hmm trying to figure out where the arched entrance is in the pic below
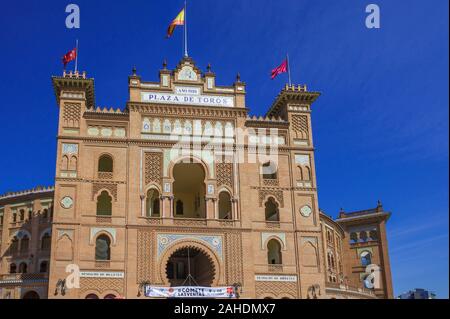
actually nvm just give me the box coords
[22,291,40,299]
[165,246,216,287]
[173,162,206,219]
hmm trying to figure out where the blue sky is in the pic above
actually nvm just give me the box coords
[0,0,448,298]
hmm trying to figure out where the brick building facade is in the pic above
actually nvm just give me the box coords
[0,57,393,299]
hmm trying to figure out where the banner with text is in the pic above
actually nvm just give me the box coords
[144,286,237,298]
[141,92,234,108]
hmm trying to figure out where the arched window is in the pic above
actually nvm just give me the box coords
[20,235,30,253]
[10,263,17,274]
[303,166,311,181]
[39,261,48,273]
[19,262,28,273]
[12,212,17,222]
[61,155,69,171]
[146,189,160,217]
[19,209,25,221]
[41,233,51,250]
[327,230,333,243]
[265,197,279,222]
[98,155,113,173]
[298,166,304,180]
[350,232,358,244]
[359,231,368,242]
[360,251,372,267]
[69,156,77,171]
[10,236,19,253]
[85,294,99,299]
[95,235,111,261]
[96,191,112,216]
[104,294,116,299]
[262,162,277,180]
[298,165,311,181]
[176,200,184,216]
[369,230,378,241]
[267,239,282,265]
[28,210,32,220]
[173,162,206,219]
[218,192,232,220]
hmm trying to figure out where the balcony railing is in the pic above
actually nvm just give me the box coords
[96,215,112,224]
[0,273,49,283]
[98,172,113,180]
[95,261,111,269]
[325,282,376,297]
[268,264,284,272]
[173,218,207,226]
[265,221,281,229]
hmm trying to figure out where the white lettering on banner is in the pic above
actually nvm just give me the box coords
[255,275,297,282]
[80,271,124,278]
[141,92,234,107]
[145,286,237,298]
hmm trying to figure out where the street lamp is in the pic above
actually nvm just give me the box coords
[54,279,66,296]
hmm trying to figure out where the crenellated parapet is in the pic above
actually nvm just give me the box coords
[266,84,321,119]
[0,186,54,202]
[245,115,289,129]
[52,70,95,109]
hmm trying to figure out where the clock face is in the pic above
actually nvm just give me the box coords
[300,205,312,217]
[178,66,197,81]
[60,196,74,209]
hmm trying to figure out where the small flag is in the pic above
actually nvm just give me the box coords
[271,59,288,80]
[167,8,185,38]
[62,48,77,68]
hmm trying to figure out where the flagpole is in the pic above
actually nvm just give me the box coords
[184,0,188,57]
[286,53,292,86]
[75,39,79,73]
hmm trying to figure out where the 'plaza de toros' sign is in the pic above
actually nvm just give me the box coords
[141,86,234,108]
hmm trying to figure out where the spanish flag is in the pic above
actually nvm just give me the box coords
[167,8,185,38]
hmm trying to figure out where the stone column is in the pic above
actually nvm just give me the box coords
[159,195,164,217]
[205,198,215,220]
[140,194,146,217]
[231,198,238,220]
[213,198,218,220]
[169,196,174,218]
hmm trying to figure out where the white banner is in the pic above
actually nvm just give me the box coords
[144,286,237,298]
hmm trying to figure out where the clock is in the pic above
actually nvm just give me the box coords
[300,205,312,217]
[60,196,74,209]
[178,66,197,81]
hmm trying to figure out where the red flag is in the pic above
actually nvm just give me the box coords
[62,48,77,68]
[271,59,288,79]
